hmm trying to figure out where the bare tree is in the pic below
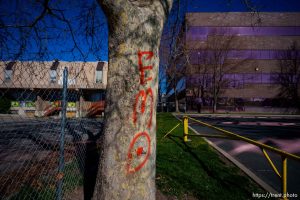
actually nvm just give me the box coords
[275,41,300,110]
[0,0,263,199]
[188,32,247,113]
[165,29,188,112]
[93,1,173,199]
[0,0,106,61]
[187,50,210,112]
[1,0,174,198]
[158,0,189,113]
[158,62,167,111]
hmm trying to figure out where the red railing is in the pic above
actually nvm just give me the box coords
[86,101,105,117]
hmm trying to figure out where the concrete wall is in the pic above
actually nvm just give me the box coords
[186,12,300,27]
[222,85,280,98]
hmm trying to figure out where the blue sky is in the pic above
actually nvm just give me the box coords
[1,0,300,62]
[0,0,108,61]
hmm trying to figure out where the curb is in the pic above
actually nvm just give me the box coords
[172,114,278,194]
[175,113,300,119]
[189,125,278,194]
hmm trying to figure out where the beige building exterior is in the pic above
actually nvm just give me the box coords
[185,12,300,112]
[0,61,108,89]
[0,60,108,117]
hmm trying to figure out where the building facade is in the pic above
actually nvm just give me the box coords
[185,12,300,112]
[0,60,108,117]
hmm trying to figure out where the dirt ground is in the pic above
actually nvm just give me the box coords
[65,187,197,200]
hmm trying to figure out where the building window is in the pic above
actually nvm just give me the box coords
[96,62,104,83]
[244,73,262,84]
[96,71,103,83]
[50,70,57,82]
[50,59,59,83]
[5,62,15,81]
[5,69,12,81]
[186,26,300,41]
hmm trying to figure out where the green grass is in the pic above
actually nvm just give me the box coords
[156,113,265,200]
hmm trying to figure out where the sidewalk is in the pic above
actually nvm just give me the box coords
[175,112,300,119]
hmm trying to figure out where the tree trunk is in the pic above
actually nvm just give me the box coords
[174,88,179,112]
[213,91,217,113]
[160,94,164,112]
[213,99,217,113]
[213,74,217,113]
[175,97,179,112]
[94,1,172,199]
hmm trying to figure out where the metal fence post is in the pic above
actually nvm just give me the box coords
[282,156,287,200]
[183,116,189,142]
[56,67,68,200]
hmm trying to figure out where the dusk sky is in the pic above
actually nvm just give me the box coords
[1,0,300,61]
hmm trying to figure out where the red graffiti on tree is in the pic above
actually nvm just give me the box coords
[136,147,144,157]
[126,132,151,174]
[132,88,153,128]
[138,51,154,85]
[126,50,154,174]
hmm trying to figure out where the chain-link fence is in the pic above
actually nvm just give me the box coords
[0,61,106,199]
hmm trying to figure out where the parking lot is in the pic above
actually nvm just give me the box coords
[0,116,103,198]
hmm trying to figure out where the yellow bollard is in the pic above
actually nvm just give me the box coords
[282,156,287,200]
[183,116,189,142]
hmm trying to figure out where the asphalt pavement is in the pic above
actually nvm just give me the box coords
[176,114,300,196]
[0,116,103,198]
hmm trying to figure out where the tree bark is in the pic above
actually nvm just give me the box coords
[213,99,217,113]
[175,96,179,112]
[93,1,172,199]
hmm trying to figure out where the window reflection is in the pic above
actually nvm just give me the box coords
[186,26,300,40]
[187,73,278,89]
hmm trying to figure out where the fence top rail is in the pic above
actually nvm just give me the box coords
[186,116,300,162]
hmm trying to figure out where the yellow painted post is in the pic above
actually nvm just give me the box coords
[282,156,287,200]
[262,148,281,178]
[183,116,189,142]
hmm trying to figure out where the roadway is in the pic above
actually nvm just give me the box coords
[177,114,300,196]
